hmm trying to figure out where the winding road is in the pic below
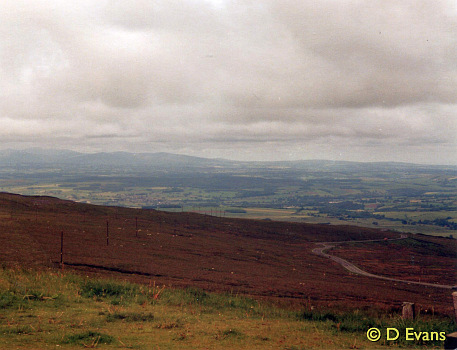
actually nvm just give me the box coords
[312,234,456,290]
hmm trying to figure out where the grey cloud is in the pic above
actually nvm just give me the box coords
[0,0,455,164]
[267,0,457,108]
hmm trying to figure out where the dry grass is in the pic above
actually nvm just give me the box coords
[2,267,451,349]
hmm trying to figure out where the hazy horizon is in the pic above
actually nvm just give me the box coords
[2,146,457,167]
[1,1,456,165]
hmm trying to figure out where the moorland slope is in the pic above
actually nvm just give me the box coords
[0,192,455,315]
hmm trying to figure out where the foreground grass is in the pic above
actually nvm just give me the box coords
[0,267,454,349]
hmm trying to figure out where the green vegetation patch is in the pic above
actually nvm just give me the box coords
[160,287,267,315]
[0,292,21,309]
[216,328,245,340]
[61,331,115,346]
[0,268,64,310]
[80,279,138,299]
[225,208,247,213]
[106,311,155,322]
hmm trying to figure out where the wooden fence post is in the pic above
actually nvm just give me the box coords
[402,302,415,320]
[106,220,109,246]
[60,231,64,268]
[135,217,138,237]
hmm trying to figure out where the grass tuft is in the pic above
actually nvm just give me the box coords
[80,280,138,300]
[2,325,33,335]
[300,310,338,322]
[106,311,154,322]
[216,328,244,340]
[0,292,20,309]
[62,331,114,346]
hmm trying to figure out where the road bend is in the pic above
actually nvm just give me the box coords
[312,234,455,290]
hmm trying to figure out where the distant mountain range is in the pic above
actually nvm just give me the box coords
[0,148,455,172]
[0,148,234,169]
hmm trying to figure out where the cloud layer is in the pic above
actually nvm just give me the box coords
[0,0,456,163]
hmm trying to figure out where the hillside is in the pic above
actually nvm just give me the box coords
[0,192,455,315]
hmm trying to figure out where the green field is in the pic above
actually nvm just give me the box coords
[1,158,456,237]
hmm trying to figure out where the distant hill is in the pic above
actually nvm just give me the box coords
[1,148,455,172]
[0,148,236,169]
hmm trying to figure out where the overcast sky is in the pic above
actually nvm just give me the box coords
[1,0,456,164]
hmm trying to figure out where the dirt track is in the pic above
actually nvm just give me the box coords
[312,234,456,290]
